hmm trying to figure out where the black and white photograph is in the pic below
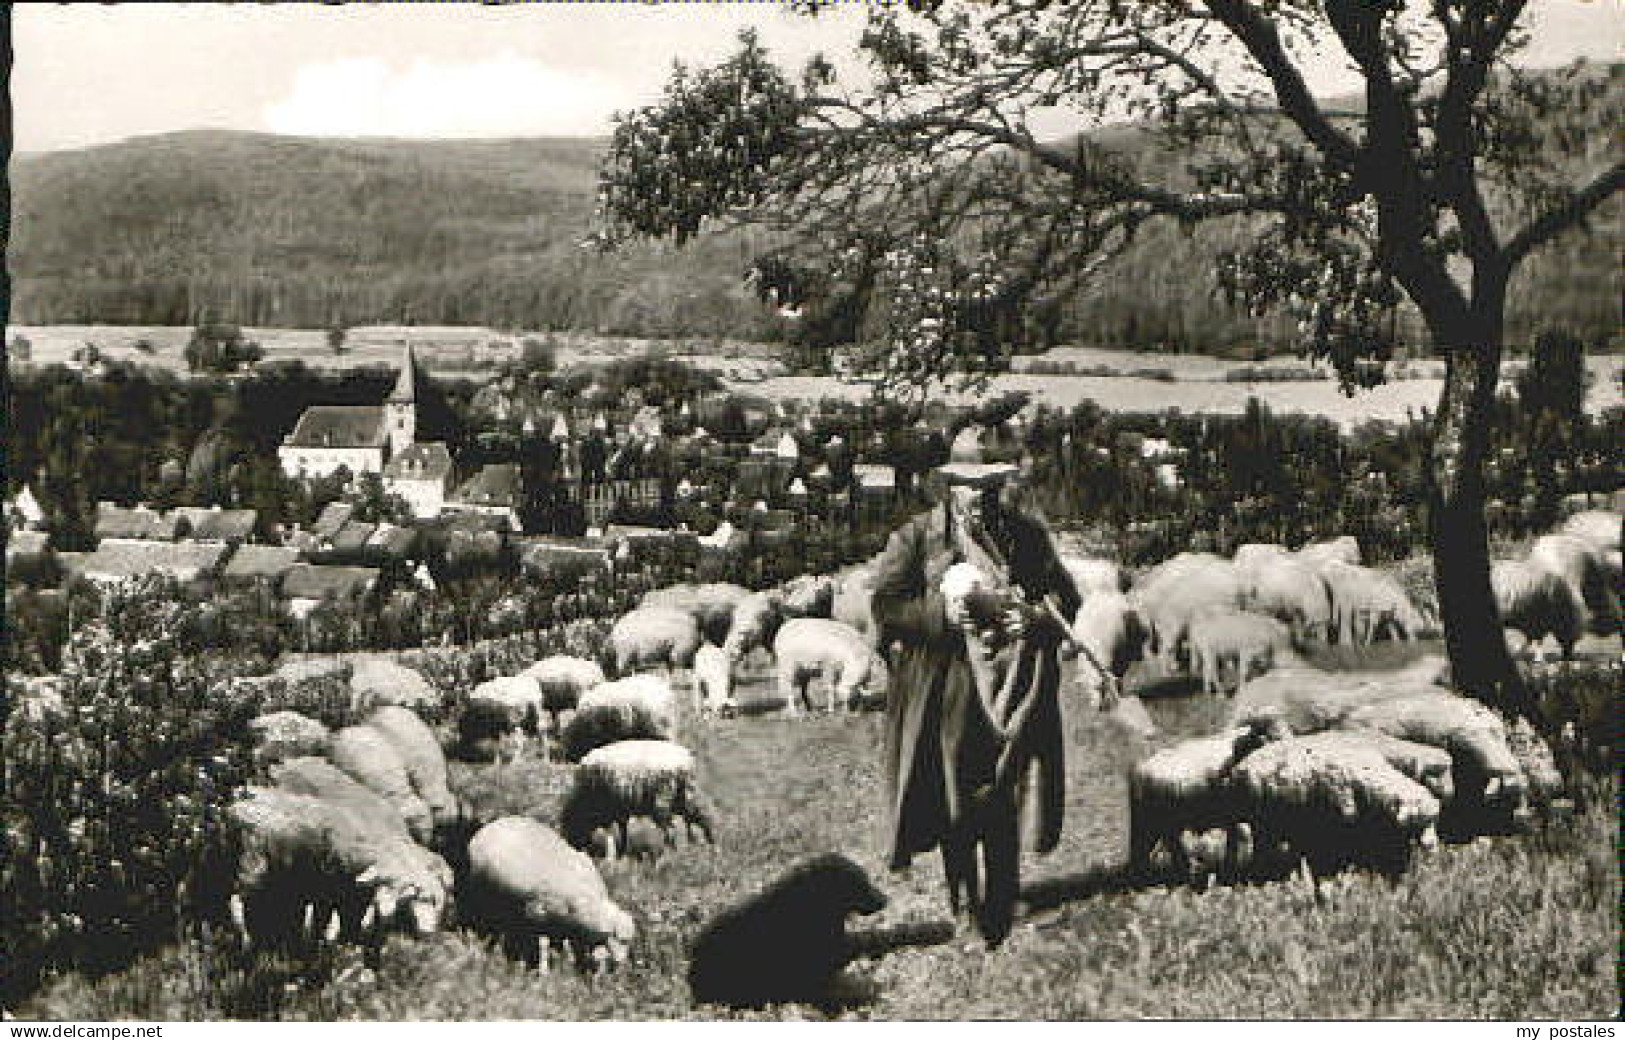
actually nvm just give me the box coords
[2,1,1620,1024]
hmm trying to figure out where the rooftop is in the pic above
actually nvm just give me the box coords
[283,405,388,450]
[95,502,183,542]
[173,506,258,543]
[221,544,302,581]
[453,464,522,507]
[78,539,230,582]
[281,563,380,602]
[384,442,454,482]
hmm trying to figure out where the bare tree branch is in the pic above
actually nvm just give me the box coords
[1504,159,1625,265]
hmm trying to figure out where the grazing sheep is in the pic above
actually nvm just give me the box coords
[1529,532,1621,636]
[1343,691,1525,816]
[270,755,407,836]
[830,565,879,643]
[724,578,838,664]
[465,816,636,972]
[1130,554,1245,669]
[1127,714,1290,880]
[1069,590,1148,709]
[641,582,751,645]
[1504,715,1564,809]
[1356,733,1456,803]
[523,655,606,717]
[462,674,545,762]
[1184,608,1292,696]
[1226,657,1449,736]
[329,725,435,844]
[364,705,458,830]
[1491,559,1585,660]
[773,618,890,715]
[228,785,453,951]
[1242,556,1335,643]
[561,674,678,762]
[248,710,331,766]
[1232,542,1290,575]
[561,739,716,857]
[609,606,702,676]
[1318,561,1430,644]
[1061,554,1127,599]
[1559,509,1622,552]
[779,573,837,618]
[687,853,888,1009]
[350,658,438,713]
[693,642,736,718]
[1295,535,1362,569]
[1232,732,1441,874]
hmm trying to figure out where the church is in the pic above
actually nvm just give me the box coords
[277,345,423,480]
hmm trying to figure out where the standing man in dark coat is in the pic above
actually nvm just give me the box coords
[871,451,1087,946]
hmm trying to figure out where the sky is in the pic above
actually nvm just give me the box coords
[12,1,1624,154]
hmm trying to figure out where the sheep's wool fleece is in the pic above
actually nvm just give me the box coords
[249,710,331,763]
[470,675,542,717]
[579,739,695,798]
[1133,729,1252,799]
[578,675,676,723]
[351,659,437,711]
[365,706,456,817]
[469,816,628,940]
[1234,732,1439,825]
[270,756,408,839]
[1344,692,1521,777]
[524,656,605,710]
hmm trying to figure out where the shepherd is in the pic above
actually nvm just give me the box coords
[872,404,1105,947]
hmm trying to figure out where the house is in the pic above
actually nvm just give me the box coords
[94,503,183,542]
[77,539,230,586]
[278,344,422,479]
[281,564,380,619]
[448,464,522,531]
[220,545,302,590]
[576,476,663,530]
[383,442,455,519]
[173,506,258,544]
[312,502,356,541]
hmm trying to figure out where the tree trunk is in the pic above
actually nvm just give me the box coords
[1426,335,1538,721]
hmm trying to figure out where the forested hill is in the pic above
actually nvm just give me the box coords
[9,116,1620,353]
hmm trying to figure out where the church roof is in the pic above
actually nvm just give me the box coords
[284,406,388,450]
[388,343,422,404]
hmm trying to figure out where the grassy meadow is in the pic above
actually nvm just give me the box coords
[17,648,1618,1022]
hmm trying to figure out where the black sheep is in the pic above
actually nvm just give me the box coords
[687,853,888,1009]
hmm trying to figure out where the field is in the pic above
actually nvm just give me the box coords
[10,325,1621,429]
[17,647,1618,1021]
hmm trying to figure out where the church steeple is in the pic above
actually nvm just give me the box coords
[384,342,419,456]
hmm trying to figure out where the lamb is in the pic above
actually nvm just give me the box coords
[561,739,717,857]
[609,606,702,676]
[1231,732,1441,874]
[687,853,888,1009]
[1126,713,1290,880]
[1069,590,1148,709]
[464,816,636,972]
[1490,558,1584,660]
[772,618,890,715]
[693,642,737,718]
[462,674,545,762]
[1183,608,1292,696]
[328,725,435,844]
[830,565,879,643]
[522,655,606,719]
[561,674,678,762]
[227,785,453,951]
[248,710,331,766]
[363,705,459,831]
[350,658,439,713]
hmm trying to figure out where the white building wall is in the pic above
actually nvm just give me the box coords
[389,476,449,519]
[279,446,386,480]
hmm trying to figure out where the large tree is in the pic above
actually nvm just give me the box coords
[593,1,1620,717]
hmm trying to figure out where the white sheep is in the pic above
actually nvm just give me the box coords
[465,816,636,972]
[1061,554,1127,599]
[1183,608,1292,696]
[772,617,890,715]
[692,642,737,718]
[464,674,545,762]
[830,564,879,643]
[1529,532,1620,635]
[1559,509,1621,552]
[1491,558,1585,661]
[561,674,678,761]
[228,785,453,951]
[723,578,837,664]
[350,658,439,713]
[561,739,717,857]
[640,582,751,645]
[1232,542,1290,575]
[1317,561,1430,644]
[364,705,458,831]
[1242,555,1335,643]
[1343,690,1526,814]
[609,606,702,676]
[328,725,435,844]
[1294,535,1362,569]
[1069,590,1149,709]
[248,710,331,766]
[523,655,606,717]
[1127,713,1290,880]
[1130,554,1245,670]
[1231,732,1441,874]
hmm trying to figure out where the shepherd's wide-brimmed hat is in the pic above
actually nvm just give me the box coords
[937,461,1020,486]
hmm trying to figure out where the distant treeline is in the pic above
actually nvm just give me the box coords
[9,128,1620,353]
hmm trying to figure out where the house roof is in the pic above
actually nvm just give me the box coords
[281,563,379,601]
[331,521,379,554]
[385,442,453,482]
[95,503,182,542]
[6,530,50,558]
[284,405,388,450]
[222,545,301,581]
[367,524,418,558]
[79,539,230,582]
[173,507,258,542]
[313,502,356,539]
[453,464,521,507]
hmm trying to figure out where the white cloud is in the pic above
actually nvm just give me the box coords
[262,52,630,138]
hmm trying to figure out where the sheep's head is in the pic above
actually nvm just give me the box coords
[780,574,836,617]
[357,860,450,939]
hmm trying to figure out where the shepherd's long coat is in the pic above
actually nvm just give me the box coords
[872,499,1080,878]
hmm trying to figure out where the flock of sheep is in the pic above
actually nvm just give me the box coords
[223,505,1620,980]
